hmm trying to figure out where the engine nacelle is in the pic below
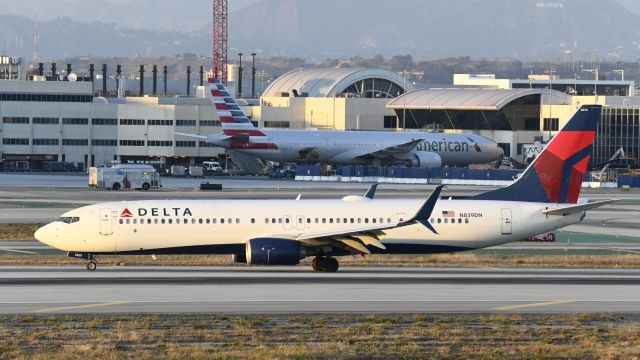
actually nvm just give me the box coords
[410,151,442,168]
[246,238,303,265]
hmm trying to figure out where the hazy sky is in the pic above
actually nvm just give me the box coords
[0,0,262,32]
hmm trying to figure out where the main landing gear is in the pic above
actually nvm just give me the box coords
[311,256,339,273]
[85,254,97,271]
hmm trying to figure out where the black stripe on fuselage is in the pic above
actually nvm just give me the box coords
[90,243,473,256]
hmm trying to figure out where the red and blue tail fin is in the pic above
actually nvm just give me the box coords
[208,77,265,137]
[472,105,601,204]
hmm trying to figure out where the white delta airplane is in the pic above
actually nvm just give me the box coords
[35,105,614,272]
[176,78,503,167]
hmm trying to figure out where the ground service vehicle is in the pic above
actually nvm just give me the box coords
[89,165,160,191]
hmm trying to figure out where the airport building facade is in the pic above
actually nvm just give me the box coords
[0,68,639,170]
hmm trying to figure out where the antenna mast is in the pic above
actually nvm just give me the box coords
[212,0,228,84]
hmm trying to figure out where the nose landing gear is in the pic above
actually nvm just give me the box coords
[311,256,339,273]
[86,260,97,271]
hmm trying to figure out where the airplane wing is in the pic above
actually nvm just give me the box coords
[542,199,617,216]
[174,132,207,140]
[266,186,443,255]
[355,138,424,159]
[330,139,423,162]
[175,132,250,143]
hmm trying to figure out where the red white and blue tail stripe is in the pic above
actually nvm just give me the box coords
[208,77,266,137]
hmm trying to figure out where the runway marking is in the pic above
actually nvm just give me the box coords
[0,248,38,254]
[32,301,130,313]
[492,300,574,311]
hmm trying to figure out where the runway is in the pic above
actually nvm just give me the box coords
[2,266,639,314]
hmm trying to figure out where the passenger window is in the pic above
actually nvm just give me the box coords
[161,219,166,224]
[430,218,434,223]
[444,218,448,224]
[307,218,311,224]
[154,219,159,224]
[337,218,341,224]
[278,218,282,224]
[199,219,203,224]
[380,218,383,223]
[365,218,369,224]
[184,219,189,224]
[372,218,376,223]
[221,219,225,224]
[119,219,123,224]
[206,219,210,224]
[265,218,269,224]
[251,218,255,224]
[285,218,289,224]
[272,218,276,224]
[133,219,137,224]
[147,219,152,224]
[236,218,240,224]
[168,219,173,224]
[228,218,232,224]
[465,218,469,224]
[387,218,391,223]
[212,219,217,224]
[192,219,196,224]
[315,218,319,224]
[437,219,441,224]
[458,218,462,224]
[357,218,361,224]
[343,218,347,223]
[329,218,333,224]
[126,219,130,224]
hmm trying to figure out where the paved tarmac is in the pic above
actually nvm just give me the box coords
[1,266,639,314]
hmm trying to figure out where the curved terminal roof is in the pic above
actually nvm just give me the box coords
[263,68,414,98]
[387,88,568,111]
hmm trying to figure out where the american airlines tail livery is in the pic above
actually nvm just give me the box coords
[177,78,503,167]
[36,105,613,272]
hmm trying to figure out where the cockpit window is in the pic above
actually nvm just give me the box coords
[56,216,80,224]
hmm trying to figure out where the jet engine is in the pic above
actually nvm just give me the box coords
[410,151,442,168]
[246,238,303,265]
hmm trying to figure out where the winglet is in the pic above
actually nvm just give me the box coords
[402,185,443,234]
[364,184,378,199]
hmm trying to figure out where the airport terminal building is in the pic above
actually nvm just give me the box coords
[0,67,638,170]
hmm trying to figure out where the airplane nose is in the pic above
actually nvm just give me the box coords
[34,223,57,248]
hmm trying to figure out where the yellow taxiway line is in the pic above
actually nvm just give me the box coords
[32,301,130,313]
[492,300,574,311]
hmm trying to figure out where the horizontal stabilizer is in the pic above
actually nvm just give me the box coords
[542,199,617,216]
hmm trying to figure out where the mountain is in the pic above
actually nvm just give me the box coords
[1,0,639,61]
[229,0,640,60]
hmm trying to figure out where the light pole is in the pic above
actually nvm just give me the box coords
[583,69,599,102]
[237,53,243,99]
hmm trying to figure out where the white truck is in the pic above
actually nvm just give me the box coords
[89,164,161,191]
[189,166,204,178]
[203,161,223,176]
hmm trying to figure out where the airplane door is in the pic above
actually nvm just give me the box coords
[283,216,292,230]
[296,215,306,230]
[501,208,512,235]
[99,208,113,235]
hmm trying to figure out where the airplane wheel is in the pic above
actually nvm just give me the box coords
[86,260,97,271]
[324,258,339,273]
[311,257,321,272]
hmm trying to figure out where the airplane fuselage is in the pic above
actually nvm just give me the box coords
[36,198,583,255]
[212,130,503,166]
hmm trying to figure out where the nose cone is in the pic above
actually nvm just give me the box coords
[35,223,58,248]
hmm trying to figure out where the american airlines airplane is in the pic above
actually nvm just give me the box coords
[177,78,503,167]
[36,105,613,272]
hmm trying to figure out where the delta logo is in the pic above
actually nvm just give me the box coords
[120,208,133,218]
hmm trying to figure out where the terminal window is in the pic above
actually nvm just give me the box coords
[33,138,59,145]
[2,138,29,145]
[92,118,117,126]
[148,140,173,147]
[524,117,539,131]
[264,121,290,128]
[119,140,145,147]
[148,119,174,126]
[33,117,59,125]
[543,118,559,131]
[199,141,216,148]
[498,143,511,157]
[62,118,89,125]
[200,120,221,127]
[120,119,145,126]
[176,120,197,127]
[176,141,196,148]
[92,139,117,146]
[383,116,398,129]
[62,139,89,146]
[3,117,29,124]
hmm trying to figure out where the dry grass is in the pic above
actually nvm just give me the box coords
[0,223,41,241]
[1,253,640,269]
[1,313,639,359]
